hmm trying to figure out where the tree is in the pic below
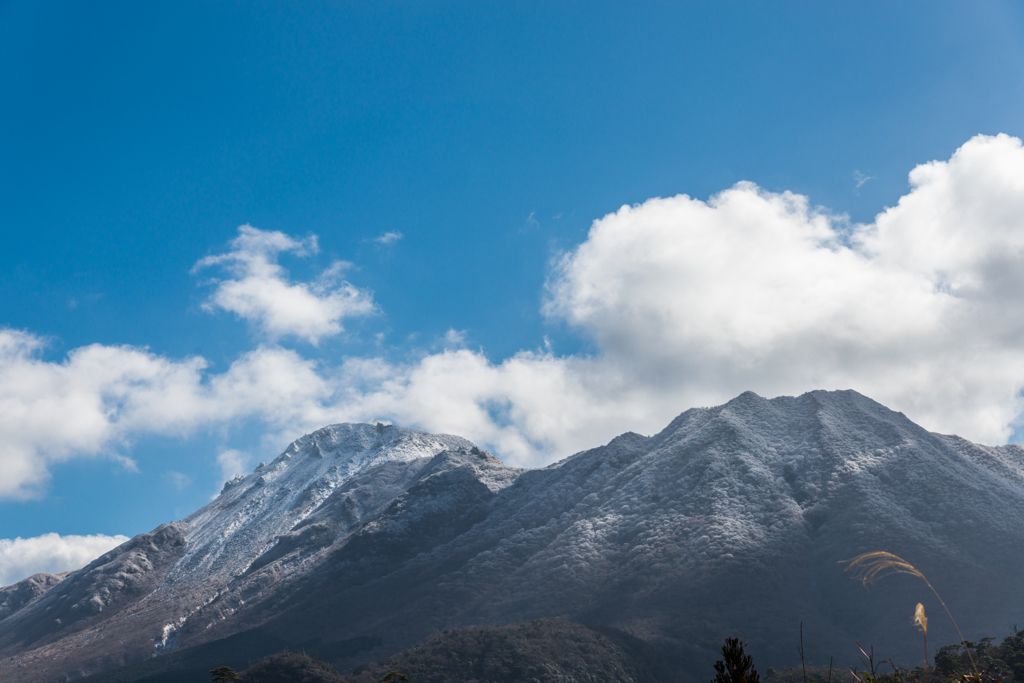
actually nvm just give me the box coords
[209,666,243,683]
[713,637,761,683]
[933,644,966,679]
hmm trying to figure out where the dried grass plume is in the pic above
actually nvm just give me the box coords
[843,552,976,675]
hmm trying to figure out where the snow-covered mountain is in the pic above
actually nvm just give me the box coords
[2,391,1024,683]
[174,422,479,586]
[0,423,486,680]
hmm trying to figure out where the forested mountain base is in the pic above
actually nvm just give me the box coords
[238,620,667,683]
[337,619,660,683]
[83,619,1024,683]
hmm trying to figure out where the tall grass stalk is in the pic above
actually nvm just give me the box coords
[915,603,928,683]
[842,551,978,676]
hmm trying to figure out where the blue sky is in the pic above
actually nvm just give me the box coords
[2,1,1024,582]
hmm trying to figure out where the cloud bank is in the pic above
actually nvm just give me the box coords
[542,133,1024,446]
[0,333,338,498]
[0,533,130,586]
[194,225,376,344]
[2,134,1023,500]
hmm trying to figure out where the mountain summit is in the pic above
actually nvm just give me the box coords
[2,391,1023,682]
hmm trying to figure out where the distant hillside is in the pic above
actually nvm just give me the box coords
[242,651,348,683]
[236,620,653,683]
[338,619,653,683]
[73,620,655,683]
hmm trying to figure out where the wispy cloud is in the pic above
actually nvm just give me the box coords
[163,471,191,490]
[216,448,249,484]
[854,169,876,189]
[193,225,377,345]
[372,231,404,246]
[443,328,467,346]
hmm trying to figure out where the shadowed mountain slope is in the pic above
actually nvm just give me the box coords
[0,572,68,622]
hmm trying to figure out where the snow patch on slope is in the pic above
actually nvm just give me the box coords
[169,423,475,583]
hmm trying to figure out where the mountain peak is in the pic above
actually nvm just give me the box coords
[177,422,479,581]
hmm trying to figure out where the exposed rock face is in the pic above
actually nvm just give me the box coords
[0,523,188,667]
[0,573,67,622]
[3,392,1024,683]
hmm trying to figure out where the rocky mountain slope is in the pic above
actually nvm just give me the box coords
[0,572,68,622]
[0,423,486,681]
[3,390,1024,683]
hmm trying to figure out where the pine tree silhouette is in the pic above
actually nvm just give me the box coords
[713,637,761,683]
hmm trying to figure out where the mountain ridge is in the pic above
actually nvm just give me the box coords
[2,390,1023,683]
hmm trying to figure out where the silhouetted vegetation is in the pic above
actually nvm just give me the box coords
[374,673,410,683]
[342,619,642,683]
[240,652,349,683]
[759,627,1024,683]
[713,638,761,683]
[73,628,295,683]
[209,666,242,683]
[929,628,1024,683]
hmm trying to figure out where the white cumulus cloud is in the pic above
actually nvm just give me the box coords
[323,134,1024,463]
[0,533,130,586]
[540,133,1024,446]
[0,330,207,499]
[193,225,377,344]
[3,134,1024,496]
[0,333,338,499]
